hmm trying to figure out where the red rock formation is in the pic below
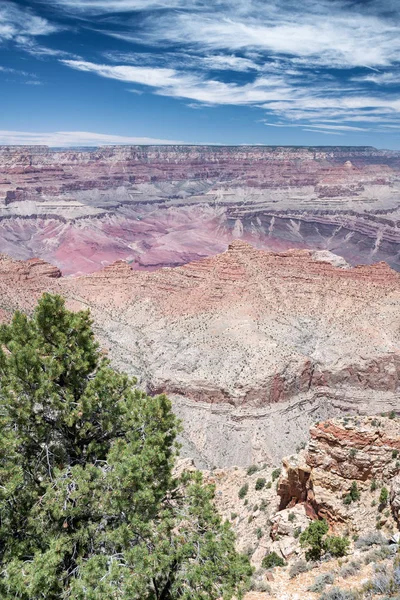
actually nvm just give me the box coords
[278,415,400,532]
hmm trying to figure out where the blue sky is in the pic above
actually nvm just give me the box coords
[1,0,400,147]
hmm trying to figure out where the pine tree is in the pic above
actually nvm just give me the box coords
[0,293,251,599]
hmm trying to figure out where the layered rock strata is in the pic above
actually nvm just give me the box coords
[1,145,400,273]
[0,242,399,466]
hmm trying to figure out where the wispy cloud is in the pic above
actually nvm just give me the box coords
[0,1,58,42]
[0,130,184,146]
[62,59,291,105]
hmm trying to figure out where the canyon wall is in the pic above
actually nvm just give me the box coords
[1,242,399,467]
[1,145,400,274]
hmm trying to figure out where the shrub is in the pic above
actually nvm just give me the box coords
[239,483,249,499]
[261,552,286,569]
[371,574,392,595]
[371,479,377,492]
[393,450,399,459]
[339,561,361,579]
[380,487,389,505]
[247,465,258,476]
[308,573,335,592]
[250,579,271,593]
[265,481,272,489]
[271,468,281,481]
[324,536,350,558]
[349,448,357,459]
[319,587,356,600]
[300,519,329,560]
[260,499,268,511]
[294,526,302,538]
[289,559,309,579]
[255,478,266,491]
[389,410,396,419]
[231,512,238,520]
[288,512,296,522]
[255,527,263,540]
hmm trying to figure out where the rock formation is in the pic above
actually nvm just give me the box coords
[2,145,400,274]
[0,242,399,467]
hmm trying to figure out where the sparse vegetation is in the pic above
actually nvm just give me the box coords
[371,479,377,492]
[288,512,296,522]
[271,468,281,481]
[255,477,266,491]
[289,559,309,579]
[324,535,350,558]
[343,481,360,505]
[300,519,349,560]
[318,587,356,600]
[247,465,258,476]
[355,531,387,550]
[262,551,286,569]
[380,486,389,506]
[339,560,361,579]
[239,483,249,499]
[308,573,335,593]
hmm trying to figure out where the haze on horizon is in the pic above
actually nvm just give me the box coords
[1,0,400,148]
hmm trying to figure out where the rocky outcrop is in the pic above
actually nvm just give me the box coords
[278,416,400,533]
[2,145,400,274]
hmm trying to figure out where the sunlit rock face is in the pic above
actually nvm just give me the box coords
[1,144,400,274]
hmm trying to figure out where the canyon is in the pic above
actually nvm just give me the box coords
[1,145,400,274]
[0,241,399,468]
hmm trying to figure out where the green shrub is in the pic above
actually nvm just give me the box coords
[239,483,249,499]
[288,512,296,522]
[230,512,238,520]
[247,465,258,476]
[260,498,268,511]
[261,551,286,569]
[393,450,399,459]
[324,536,350,558]
[380,486,389,505]
[294,526,302,539]
[271,468,281,482]
[265,481,272,489]
[349,481,360,501]
[389,410,396,419]
[255,527,263,540]
[300,519,329,560]
[255,477,266,491]
[371,479,377,492]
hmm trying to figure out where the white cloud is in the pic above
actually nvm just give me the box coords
[0,130,184,146]
[354,72,400,86]
[107,1,400,70]
[0,2,58,42]
[51,0,198,13]
[62,59,292,105]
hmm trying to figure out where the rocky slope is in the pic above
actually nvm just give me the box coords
[0,241,399,467]
[208,415,400,599]
[1,145,400,273]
